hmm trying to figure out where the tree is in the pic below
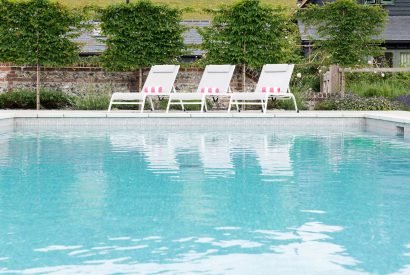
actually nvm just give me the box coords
[298,0,387,67]
[100,0,185,87]
[0,0,83,110]
[199,0,299,91]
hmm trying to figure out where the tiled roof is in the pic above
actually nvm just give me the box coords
[181,20,211,56]
[383,16,410,41]
[74,20,211,56]
[298,16,410,42]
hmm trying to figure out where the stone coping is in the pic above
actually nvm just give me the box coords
[0,110,409,124]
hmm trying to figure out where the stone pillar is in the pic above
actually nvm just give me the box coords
[0,64,11,93]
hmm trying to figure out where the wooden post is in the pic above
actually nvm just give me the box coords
[321,71,329,94]
[321,65,341,94]
[330,65,340,94]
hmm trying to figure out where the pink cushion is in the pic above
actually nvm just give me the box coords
[262,86,281,94]
[200,87,220,94]
[144,86,163,93]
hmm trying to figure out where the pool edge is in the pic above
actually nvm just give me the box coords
[0,110,409,139]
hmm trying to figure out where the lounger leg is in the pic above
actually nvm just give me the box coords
[235,100,240,112]
[290,94,299,113]
[166,98,171,113]
[149,97,155,112]
[266,99,269,113]
[140,98,145,113]
[228,98,232,113]
[261,99,265,113]
[108,100,113,111]
[179,100,185,112]
[200,98,205,113]
[204,99,208,112]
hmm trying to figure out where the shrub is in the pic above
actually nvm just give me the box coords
[158,98,213,111]
[40,89,74,109]
[394,94,410,111]
[315,93,398,111]
[291,62,323,93]
[0,90,36,109]
[267,93,308,111]
[74,93,110,110]
[0,89,73,109]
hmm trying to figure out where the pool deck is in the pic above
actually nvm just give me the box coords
[0,110,409,123]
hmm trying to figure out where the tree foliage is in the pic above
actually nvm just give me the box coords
[298,0,387,67]
[0,0,83,66]
[100,0,185,71]
[199,0,299,68]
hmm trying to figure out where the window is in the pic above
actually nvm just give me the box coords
[380,0,395,5]
[400,53,410,67]
[374,52,393,67]
[361,0,395,4]
[385,52,393,68]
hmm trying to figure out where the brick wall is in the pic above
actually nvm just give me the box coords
[0,65,258,96]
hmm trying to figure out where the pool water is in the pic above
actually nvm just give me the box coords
[0,127,410,274]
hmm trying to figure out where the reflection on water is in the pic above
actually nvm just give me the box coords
[0,128,410,274]
[109,131,295,179]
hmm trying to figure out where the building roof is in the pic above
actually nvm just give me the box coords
[298,0,325,8]
[181,20,211,56]
[298,16,410,43]
[384,16,410,41]
[74,20,210,56]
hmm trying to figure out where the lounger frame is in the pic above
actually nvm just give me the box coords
[108,65,180,112]
[166,65,235,113]
[228,64,298,113]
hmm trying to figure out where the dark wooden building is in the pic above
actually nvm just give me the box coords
[298,0,410,67]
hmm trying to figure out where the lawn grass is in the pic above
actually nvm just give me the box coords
[347,79,410,100]
[55,0,295,19]
[346,73,410,100]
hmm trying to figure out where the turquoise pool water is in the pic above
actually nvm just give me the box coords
[0,127,410,274]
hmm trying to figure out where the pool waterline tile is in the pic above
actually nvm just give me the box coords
[0,110,409,139]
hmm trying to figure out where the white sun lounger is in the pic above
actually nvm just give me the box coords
[228,64,298,113]
[166,65,235,113]
[108,65,180,112]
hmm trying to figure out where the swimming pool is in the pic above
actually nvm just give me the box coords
[0,125,410,274]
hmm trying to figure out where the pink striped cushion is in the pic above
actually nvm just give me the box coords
[200,87,220,94]
[144,86,163,94]
[261,86,281,94]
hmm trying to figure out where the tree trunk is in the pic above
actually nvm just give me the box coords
[242,64,246,111]
[139,68,142,91]
[36,63,40,110]
[242,64,246,92]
